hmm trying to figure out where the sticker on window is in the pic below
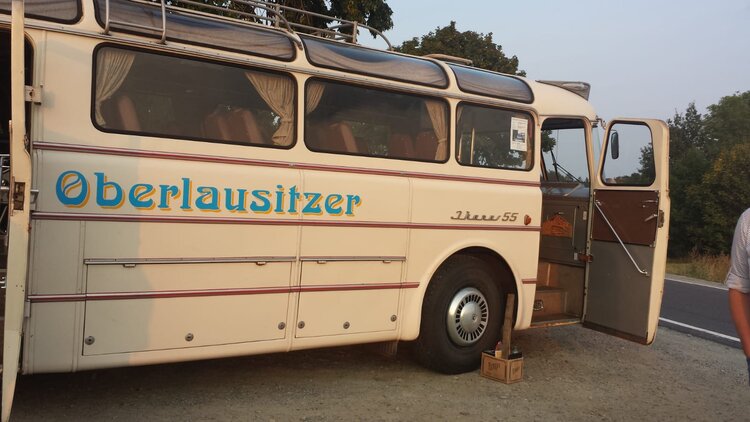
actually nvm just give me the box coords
[510,117,528,152]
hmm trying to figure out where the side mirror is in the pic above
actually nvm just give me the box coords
[610,130,620,159]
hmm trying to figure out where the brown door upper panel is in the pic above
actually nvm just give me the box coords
[592,190,658,246]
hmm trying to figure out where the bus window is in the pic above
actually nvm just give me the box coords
[0,0,82,24]
[541,118,589,186]
[601,122,655,186]
[456,103,533,170]
[304,79,449,162]
[93,46,296,148]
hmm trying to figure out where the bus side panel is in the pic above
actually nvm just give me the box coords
[26,147,302,371]
[294,171,408,341]
[23,219,84,373]
[400,178,541,341]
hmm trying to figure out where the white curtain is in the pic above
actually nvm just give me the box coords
[425,100,448,160]
[95,49,135,126]
[306,81,325,115]
[245,71,295,146]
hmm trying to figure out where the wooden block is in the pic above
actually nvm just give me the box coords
[501,293,515,358]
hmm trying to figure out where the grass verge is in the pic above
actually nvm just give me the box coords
[666,252,730,283]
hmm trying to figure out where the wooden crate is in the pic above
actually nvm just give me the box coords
[480,352,524,384]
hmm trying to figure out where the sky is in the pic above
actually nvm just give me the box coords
[361,0,750,122]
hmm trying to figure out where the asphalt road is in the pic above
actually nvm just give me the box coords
[659,277,741,348]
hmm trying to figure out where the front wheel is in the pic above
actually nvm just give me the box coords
[413,255,505,374]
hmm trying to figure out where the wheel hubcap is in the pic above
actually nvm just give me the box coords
[446,287,489,346]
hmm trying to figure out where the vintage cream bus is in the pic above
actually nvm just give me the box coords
[0,0,670,418]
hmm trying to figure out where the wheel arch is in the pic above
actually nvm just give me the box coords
[399,244,524,341]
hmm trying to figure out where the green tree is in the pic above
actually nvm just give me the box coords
[328,0,393,35]
[703,91,750,156]
[395,21,524,75]
[666,103,710,256]
[667,92,750,256]
[668,147,710,255]
[696,142,750,254]
[668,102,708,161]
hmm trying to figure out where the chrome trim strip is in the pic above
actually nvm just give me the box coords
[31,212,542,232]
[27,282,421,302]
[83,256,296,265]
[299,256,406,263]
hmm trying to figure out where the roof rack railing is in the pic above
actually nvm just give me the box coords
[102,0,392,50]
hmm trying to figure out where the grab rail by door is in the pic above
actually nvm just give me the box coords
[594,199,649,276]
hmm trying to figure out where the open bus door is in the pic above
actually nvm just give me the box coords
[2,0,32,420]
[583,119,670,344]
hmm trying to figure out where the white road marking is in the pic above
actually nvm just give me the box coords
[665,277,727,291]
[659,317,740,343]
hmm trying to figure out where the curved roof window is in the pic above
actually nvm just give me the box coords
[449,64,533,103]
[0,0,81,24]
[94,0,295,61]
[302,36,448,88]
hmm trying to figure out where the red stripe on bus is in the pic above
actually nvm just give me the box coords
[33,141,541,187]
[31,212,542,232]
[27,282,421,303]
[522,278,537,284]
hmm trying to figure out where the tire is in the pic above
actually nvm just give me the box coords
[413,255,505,374]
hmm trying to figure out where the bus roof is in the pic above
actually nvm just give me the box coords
[4,0,600,121]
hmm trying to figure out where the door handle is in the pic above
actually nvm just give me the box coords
[644,213,658,223]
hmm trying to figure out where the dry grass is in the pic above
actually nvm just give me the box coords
[666,251,730,283]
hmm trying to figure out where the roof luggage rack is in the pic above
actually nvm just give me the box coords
[102,0,393,50]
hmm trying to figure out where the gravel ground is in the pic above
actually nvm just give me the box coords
[10,325,750,421]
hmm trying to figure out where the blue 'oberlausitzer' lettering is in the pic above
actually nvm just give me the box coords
[55,171,362,217]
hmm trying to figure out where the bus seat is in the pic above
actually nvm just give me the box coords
[227,108,266,144]
[114,95,141,131]
[415,130,438,160]
[388,133,415,158]
[101,94,141,131]
[305,122,327,150]
[203,108,232,140]
[328,122,359,153]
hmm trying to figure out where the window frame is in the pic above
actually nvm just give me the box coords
[454,101,535,172]
[300,35,449,89]
[539,117,591,184]
[91,0,296,62]
[303,77,451,164]
[601,120,655,187]
[448,63,534,104]
[0,0,83,25]
[90,43,298,150]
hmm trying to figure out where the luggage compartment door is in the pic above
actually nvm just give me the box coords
[583,119,670,344]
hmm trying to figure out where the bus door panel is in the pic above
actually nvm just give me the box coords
[583,119,670,344]
[3,9,33,422]
[296,171,408,338]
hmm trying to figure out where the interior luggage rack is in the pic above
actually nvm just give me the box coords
[102,0,393,50]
